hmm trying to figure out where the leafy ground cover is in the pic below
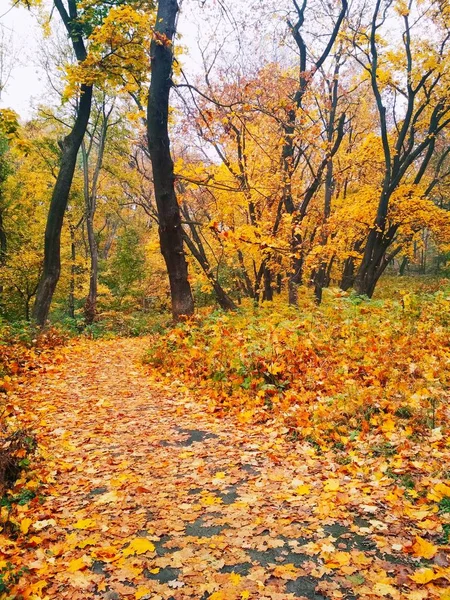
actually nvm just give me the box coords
[145,283,450,446]
[0,283,449,599]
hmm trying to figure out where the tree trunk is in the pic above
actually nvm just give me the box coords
[32,84,93,326]
[262,266,273,302]
[399,256,408,276]
[82,105,110,326]
[147,0,193,319]
[84,214,98,324]
[68,223,76,319]
[0,209,6,300]
[354,231,401,297]
[182,231,236,311]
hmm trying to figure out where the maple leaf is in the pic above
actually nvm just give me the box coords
[73,518,97,530]
[20,517,33,534]
[324,479,340,492]
[67,557,89,572]
[135,588,152,600]
[123,537,155,557]
[294,484,311,495]
[409,568,441,584]
[373,582,398,596]
[412,536,438,559]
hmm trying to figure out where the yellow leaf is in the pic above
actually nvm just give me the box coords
[428,482,450,502]
[412,536,437,559]
[149,568,160,574]
[230,572,241,585]
[123,537,155,557]
[68,557,87,572]
[238,410,254,423]
[20,517,33,534]
[324,479,340,492]
[241,592,250,600]
[29,580,47,594]
[209,593,225,600]
[73,518,96,530]
[409,568,439,584]
[77,537,97,548]
[135,587,152,600]
[324,551,350,568]
[294,484,310,496]
[373,582,397,596]
[272,563,298,579]
[213,472,225,479]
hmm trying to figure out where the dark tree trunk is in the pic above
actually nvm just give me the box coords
[399,256,408,276]
[262,266,273,302]
[32,84,92,325]
[276,273,282,294]
[340,240,363,291]
[147,0,193,319]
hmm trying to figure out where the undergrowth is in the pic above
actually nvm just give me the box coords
[144,284,450,446]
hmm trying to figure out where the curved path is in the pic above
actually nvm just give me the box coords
[5,337,445,600]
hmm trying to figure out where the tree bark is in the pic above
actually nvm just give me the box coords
[0,209,6,300]
[82,103,110,326]
[32,84,93,325]
[84,213,98,324]
[182,229,236,311]
[147,0,194,319]
[68,222,76,319]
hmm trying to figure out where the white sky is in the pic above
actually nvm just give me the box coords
[0,0,209,120]
[0,1,46,118]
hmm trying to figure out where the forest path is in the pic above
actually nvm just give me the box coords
[7,337,440,600]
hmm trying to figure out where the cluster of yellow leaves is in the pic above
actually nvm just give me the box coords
[64,4,155,99]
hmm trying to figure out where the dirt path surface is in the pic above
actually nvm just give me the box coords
[5,338,448,600]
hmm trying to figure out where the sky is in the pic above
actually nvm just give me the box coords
[0,0,210,120]
[0,1,46,117]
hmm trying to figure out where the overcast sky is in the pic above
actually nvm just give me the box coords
[0,1,46,117]
[0,0,212,120]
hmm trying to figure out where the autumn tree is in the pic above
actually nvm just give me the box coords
[350,0,450,297]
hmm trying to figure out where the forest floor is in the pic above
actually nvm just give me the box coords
[2,335,450,600]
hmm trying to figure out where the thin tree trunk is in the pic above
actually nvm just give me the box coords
[262,266,273,302]
[399,256,408,276]
[84,214,98,324]
[82,105,110,326]
[68,223,76,318]
[147,0,193,319]
[182,231,236,311]
[0,209,6,300]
